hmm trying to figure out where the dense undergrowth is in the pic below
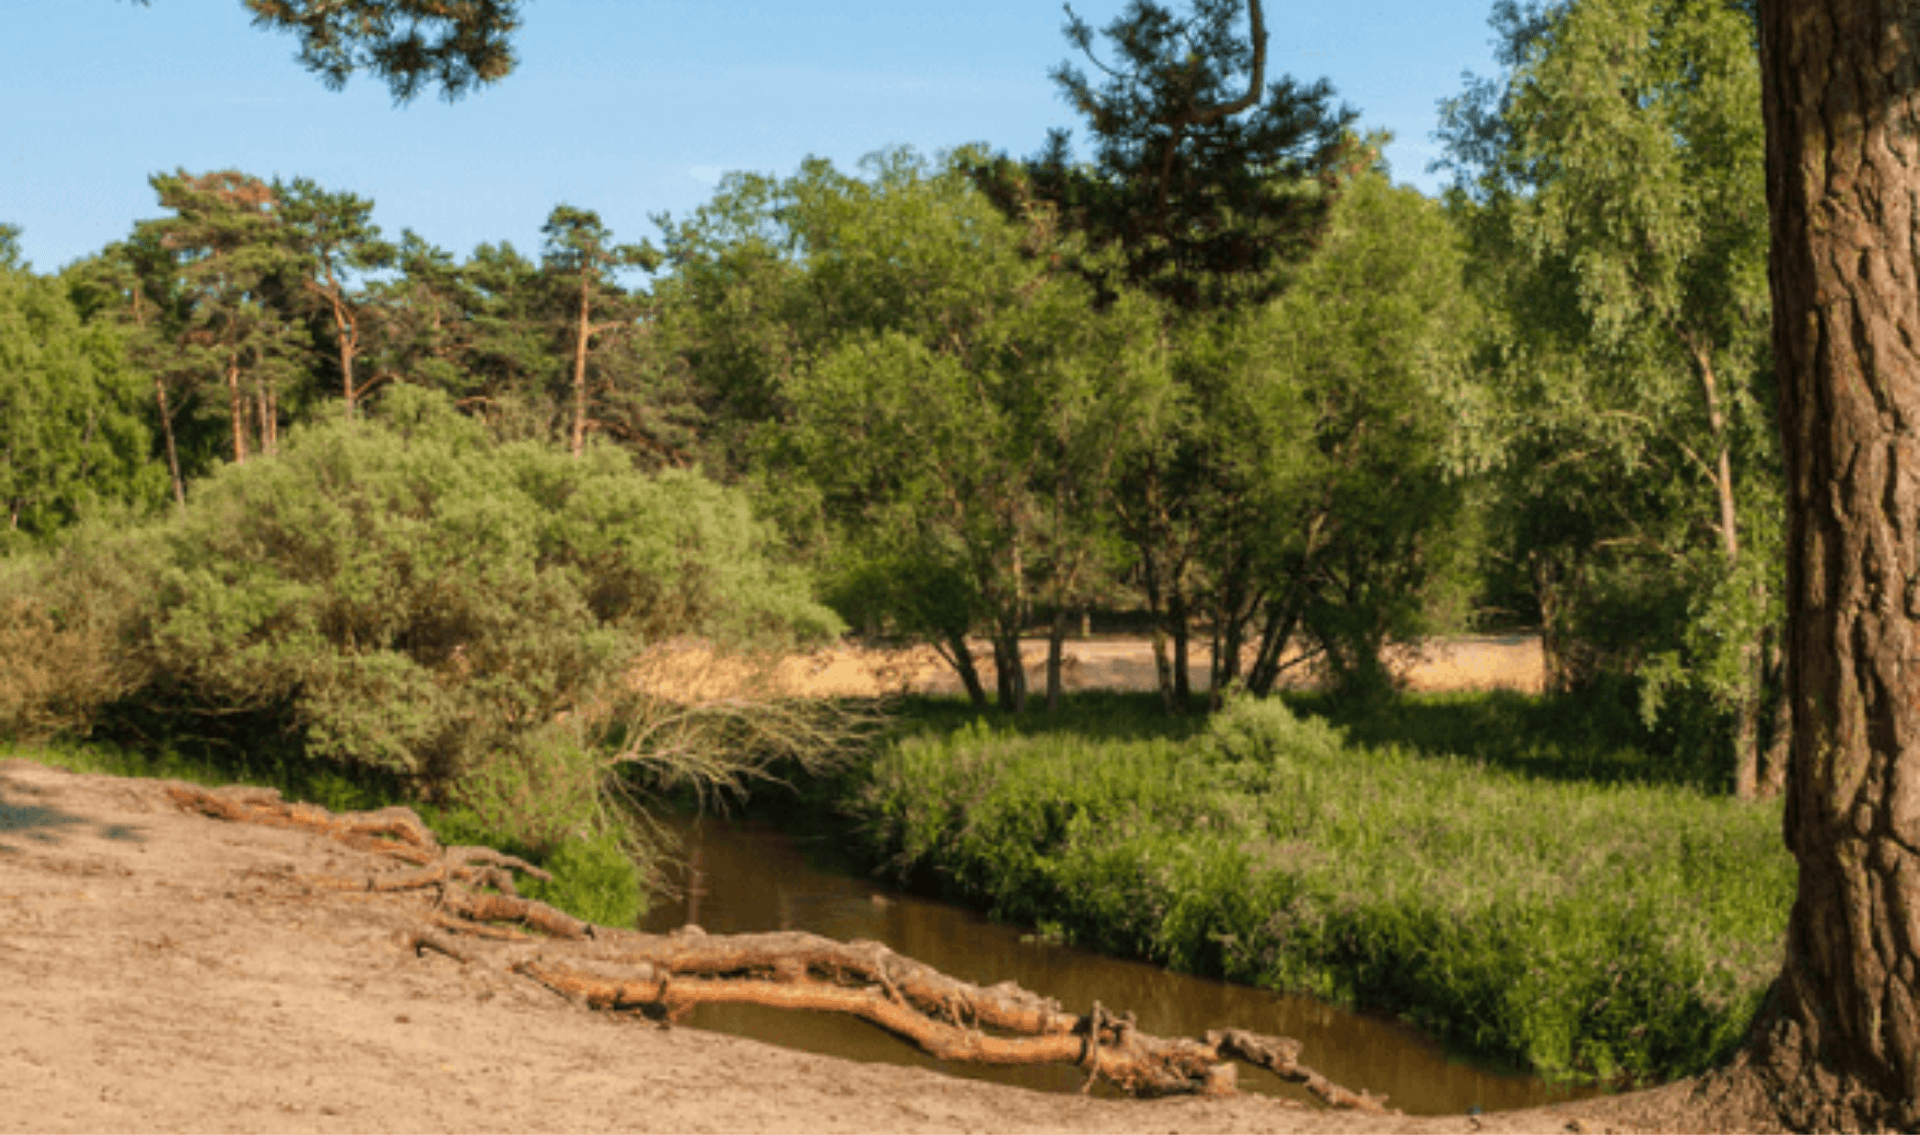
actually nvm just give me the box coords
[839,690,1792,1085]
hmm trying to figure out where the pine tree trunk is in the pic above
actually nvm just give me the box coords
[225,353,248,464]
[337,309,356,419]
[1746,2,1920,1124]
[571,277,592,457]
[325,274,358,420]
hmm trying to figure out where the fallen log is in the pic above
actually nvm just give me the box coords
[167,783,1394,1112]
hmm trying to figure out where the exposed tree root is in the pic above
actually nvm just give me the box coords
[167,783,1394,1112]
[165,782,439,863]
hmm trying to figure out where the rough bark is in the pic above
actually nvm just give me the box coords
[166,782,1394,1112]
[310,261,364,420]
[1746,1,1920,1126]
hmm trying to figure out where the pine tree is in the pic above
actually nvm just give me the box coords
[538,206,657,457]
[136,171,310,465]
[277,178,395,419]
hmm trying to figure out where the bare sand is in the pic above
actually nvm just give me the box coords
[628,633,1547,702]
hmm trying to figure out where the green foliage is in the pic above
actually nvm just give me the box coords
[275,176,395,414]
[240,0,523,103]
[1248,171,1486,697]
[1439,0,1781,765]
[976,0,1357,313]
[131,169,315,466]
[517,828,644,928]
[1296,685,1718,790]
[135,384,836,793]
[846,692,1791,1081]
[0,523,169,739]
[0,259,166,542]
[537,204,665,455]
[708,148,1175,708]
[0,386,836,842]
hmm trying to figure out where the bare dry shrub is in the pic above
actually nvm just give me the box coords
[602,690,880,810]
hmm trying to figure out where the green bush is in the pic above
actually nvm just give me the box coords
[1,391,857,928]
[136,385,837,794]
[0,385,842,854]
[846,693,1792,1083]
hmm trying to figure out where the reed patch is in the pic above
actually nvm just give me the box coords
[844,693,1791,1083]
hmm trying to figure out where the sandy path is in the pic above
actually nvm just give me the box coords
[633,634,1547,702]
[0,757,1757,1134]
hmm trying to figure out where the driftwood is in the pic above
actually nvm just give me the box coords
[166,783,1394,1113]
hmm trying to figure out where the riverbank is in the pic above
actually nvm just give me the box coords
[831,694,1792,1087]
[0,757,1780,1133]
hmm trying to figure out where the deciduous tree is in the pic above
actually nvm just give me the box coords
[0,246,165,540]
[971,0,1362,708]
[1241,171,1482,700]
[769,150,1172,710]
[1439,0,1784,795]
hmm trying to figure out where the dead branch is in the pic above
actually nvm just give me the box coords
[169,784,1394,1111]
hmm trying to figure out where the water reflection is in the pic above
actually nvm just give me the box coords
[638,812,1604,1116]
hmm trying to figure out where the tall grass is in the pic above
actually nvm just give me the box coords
[845,693,1792,1083]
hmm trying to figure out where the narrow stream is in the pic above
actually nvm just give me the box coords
[637,811,1606,1116]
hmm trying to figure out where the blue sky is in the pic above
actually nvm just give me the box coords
[7,0,1502,274]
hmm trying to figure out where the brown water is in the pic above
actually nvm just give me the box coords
[637,812,1606,1116]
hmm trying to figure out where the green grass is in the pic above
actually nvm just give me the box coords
[838,691,1792,1084]
[1289,681,1729,791]
[3,734,645,929]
